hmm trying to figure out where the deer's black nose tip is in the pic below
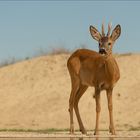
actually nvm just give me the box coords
[99,48,106,54]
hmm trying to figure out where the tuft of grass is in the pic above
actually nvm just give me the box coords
[114,53,133,58]
[0,57,23,68]
[120,53,132,56]
[129,126,140,131]
[34,47,71,57]
[49,47,71,55]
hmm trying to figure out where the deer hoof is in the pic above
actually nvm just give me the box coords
[80,129,87,135]
[109,127,116,135]
[94,131,99,135]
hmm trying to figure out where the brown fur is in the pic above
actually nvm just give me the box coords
[67,23,121,135]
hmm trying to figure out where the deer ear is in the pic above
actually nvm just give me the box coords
[111,24,121,41]
[89,25,102,41]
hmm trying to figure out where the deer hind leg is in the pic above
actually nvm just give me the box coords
[69,77,80,134]
[74,85,88,134]
[106,88,116,135]
[94,87,101,135]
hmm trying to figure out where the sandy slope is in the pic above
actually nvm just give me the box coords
[0,53,139,131]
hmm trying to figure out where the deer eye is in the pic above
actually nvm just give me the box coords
[108,42,111,46]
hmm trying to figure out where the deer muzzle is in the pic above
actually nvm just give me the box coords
[99,48,106,54]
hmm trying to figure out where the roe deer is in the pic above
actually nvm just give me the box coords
[67,23,121,135]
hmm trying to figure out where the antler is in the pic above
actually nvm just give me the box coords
[107,22,112,37]
[102,23,105,37]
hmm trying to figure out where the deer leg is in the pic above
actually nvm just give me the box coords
[74,85,88,134]
[106,88,116,135]
[69,79,80,134]
[94,88,101,135]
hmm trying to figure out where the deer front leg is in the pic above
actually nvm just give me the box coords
[94,88,101,135]
[106,88,116,135]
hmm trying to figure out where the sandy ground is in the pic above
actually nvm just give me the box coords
[0,131,139,138]
[0,53,139,133]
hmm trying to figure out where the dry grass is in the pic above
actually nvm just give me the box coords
[0,128,69,133]
[48,47,71,55]
[0,57,23,68]
[0,47,71,68]
[0,46,134,68]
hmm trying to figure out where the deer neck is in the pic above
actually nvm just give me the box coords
[103,54,119,83]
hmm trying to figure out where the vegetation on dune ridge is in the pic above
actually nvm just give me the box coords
[0,47,71,68]
[0,46,135,68]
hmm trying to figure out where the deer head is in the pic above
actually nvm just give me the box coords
[90,23,121,56]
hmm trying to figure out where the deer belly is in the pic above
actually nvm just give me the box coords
[98,80,116,90]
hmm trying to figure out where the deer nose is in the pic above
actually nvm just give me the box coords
[99,48,106,54]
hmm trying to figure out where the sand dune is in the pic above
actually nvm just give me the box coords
[0,53,139,131]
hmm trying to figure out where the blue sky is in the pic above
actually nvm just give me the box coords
[0,1,140,61]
